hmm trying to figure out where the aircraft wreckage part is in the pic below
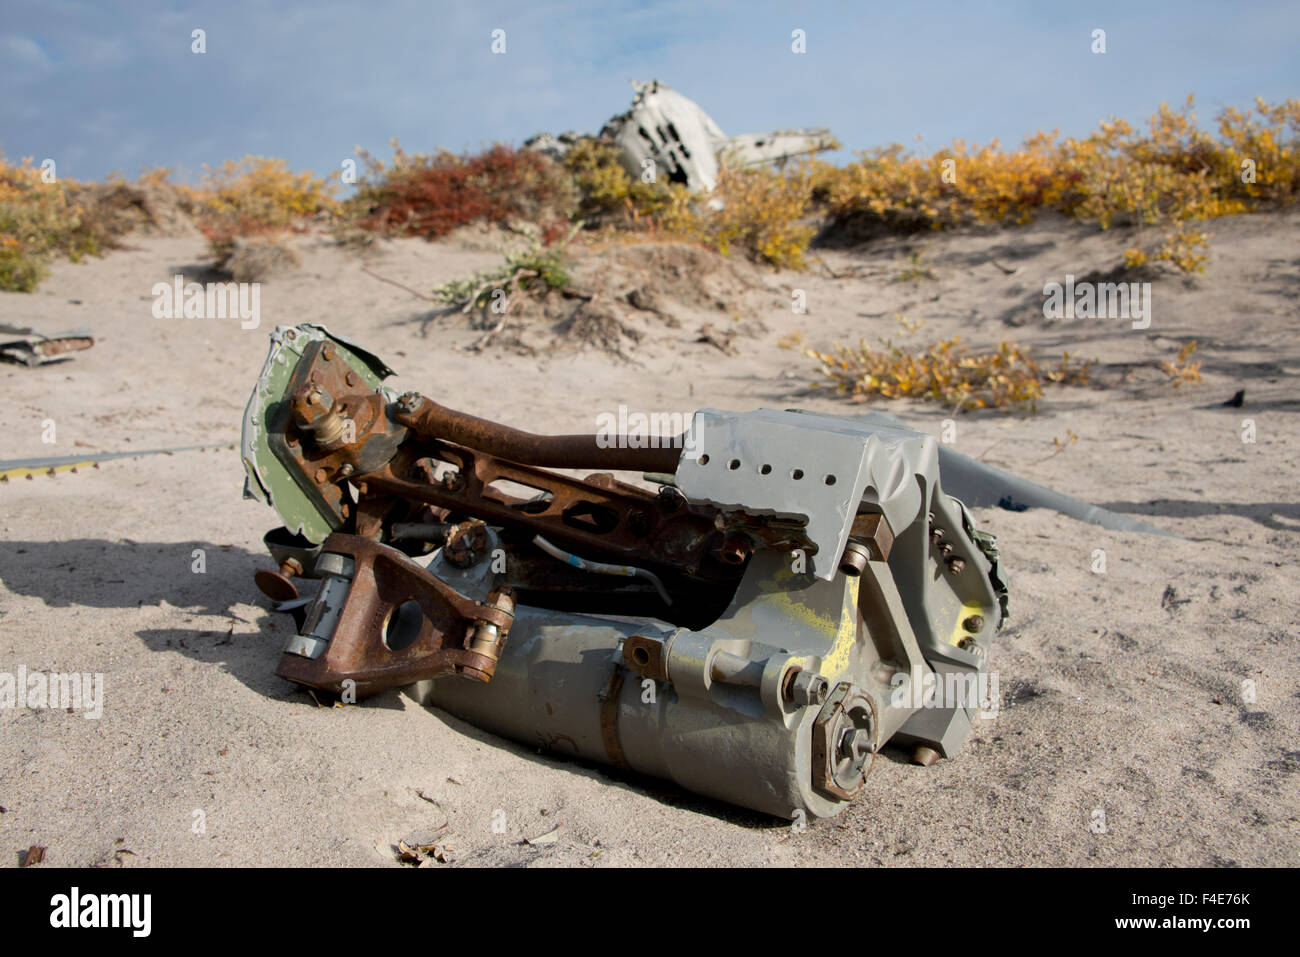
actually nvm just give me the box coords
[0,443,235,482]
[0,322,95,367]
[359,448,733,583]
[530,535,674,605]
[677,408,940,581]
[598,80,836,194]
[411,548,986,820]
[243,323,1009,819]
[853,410,1175,538]
[241,323,397,543]
[275,533,516,694]
[391,392,684,473]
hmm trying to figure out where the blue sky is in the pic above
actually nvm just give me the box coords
[2,0,1296,183]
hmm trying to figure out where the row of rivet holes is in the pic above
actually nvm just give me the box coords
[697,454,837,486]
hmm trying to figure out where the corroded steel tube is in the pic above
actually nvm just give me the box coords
[394,394,686,472]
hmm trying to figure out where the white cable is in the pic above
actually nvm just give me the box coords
[531,535,673,606]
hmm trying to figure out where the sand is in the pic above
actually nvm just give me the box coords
[1,211,1297,867]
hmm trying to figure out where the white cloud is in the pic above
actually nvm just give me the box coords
[0,34,53,72]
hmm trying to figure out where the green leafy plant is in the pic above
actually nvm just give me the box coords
[432,229,577,314]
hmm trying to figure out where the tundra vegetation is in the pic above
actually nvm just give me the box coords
[1,97,1291,404]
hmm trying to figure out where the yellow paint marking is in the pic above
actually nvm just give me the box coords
[819,577,861,681]
[949,601,986,646]
[770,589,840,636]
[767,578,863,681]
[0,461,96,481]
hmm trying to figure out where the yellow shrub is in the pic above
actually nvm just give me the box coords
[200,156,335,221]
[823,133,1065,233]
[819,96,1300,273]
[562,138,678,223]
[1213,97,1300,204]
[803,335,1093,412]
[0,155,105,291]
[665,165,814,268]
[197,156,336,259]
[1161,340,1203,386]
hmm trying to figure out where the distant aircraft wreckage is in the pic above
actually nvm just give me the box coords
[0,322,94,367]
[524,80,838,193]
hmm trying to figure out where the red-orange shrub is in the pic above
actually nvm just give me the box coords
[352,143,576,242]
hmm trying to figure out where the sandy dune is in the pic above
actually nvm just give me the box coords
[1,212,1297,866]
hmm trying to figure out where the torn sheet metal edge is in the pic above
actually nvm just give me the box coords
[241,323,398,543]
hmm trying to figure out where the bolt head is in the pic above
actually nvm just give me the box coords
[656,485,684,512]
[840,727,873,761]
[838,541,871,577]
[789,669,829,707]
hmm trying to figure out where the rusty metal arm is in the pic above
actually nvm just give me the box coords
[276,534,516,696]
[390,392,685,472]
